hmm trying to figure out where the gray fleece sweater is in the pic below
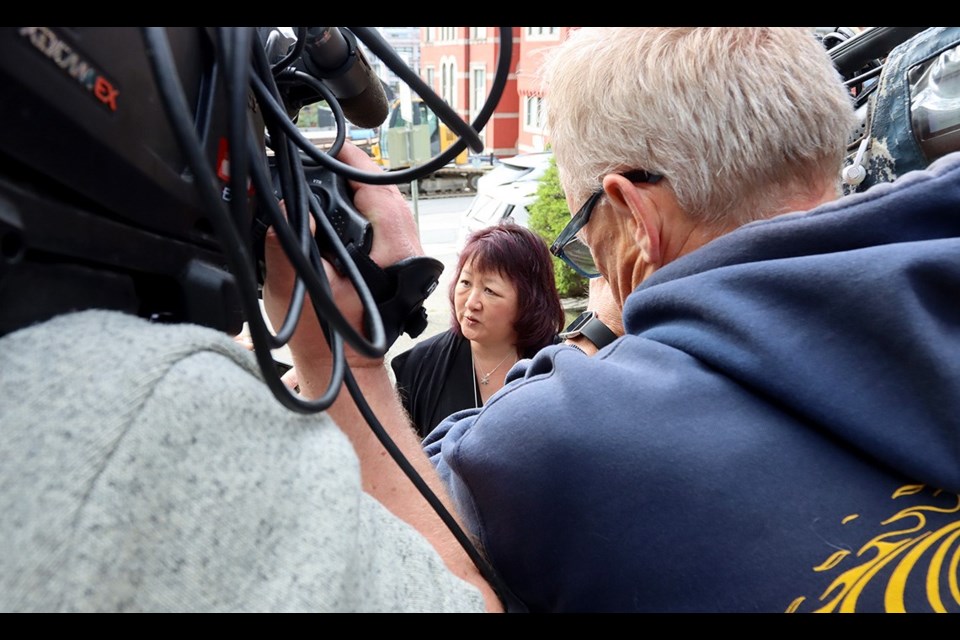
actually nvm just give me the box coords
[0,310,483,612]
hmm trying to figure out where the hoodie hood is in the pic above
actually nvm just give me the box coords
[623,151,960,493]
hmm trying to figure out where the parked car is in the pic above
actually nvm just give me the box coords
[454,151,553,251]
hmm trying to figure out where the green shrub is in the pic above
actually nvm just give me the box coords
[528,156,588,298]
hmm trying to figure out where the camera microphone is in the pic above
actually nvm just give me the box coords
[300,27,389,129]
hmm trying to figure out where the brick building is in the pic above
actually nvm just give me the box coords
[417,27,578,159]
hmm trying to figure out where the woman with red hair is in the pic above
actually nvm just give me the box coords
[392,220,565,439]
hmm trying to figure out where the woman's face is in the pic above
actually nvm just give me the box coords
[454,258,520,348]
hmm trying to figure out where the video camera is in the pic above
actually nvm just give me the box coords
[0,27,511,413]
[0,27,519,605]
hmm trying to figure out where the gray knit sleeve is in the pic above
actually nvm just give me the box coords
[0,311,483,612]
[78,350,485,612]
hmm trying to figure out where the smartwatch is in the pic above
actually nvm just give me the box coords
[558,310,618,349]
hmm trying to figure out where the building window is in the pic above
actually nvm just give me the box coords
[470,66,487,146]
[524,27,559,40]
[440,57,457,107]
[441,62,450,104]
[470,27,487,40]
[424,27,433,42]
[470,67,486,116]
[524,96,544,131]
[425,66,435,93]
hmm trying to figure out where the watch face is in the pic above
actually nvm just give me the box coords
[559,310,617,349]
[561,311,595,337]
[570,312,590,330]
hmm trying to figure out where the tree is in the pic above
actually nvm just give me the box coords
[528,155,588,298]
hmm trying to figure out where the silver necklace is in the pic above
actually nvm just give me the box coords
[473,350,513,386]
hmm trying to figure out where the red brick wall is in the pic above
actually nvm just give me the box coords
[416,27,583,159]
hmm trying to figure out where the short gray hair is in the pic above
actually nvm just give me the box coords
[541,27,858,227]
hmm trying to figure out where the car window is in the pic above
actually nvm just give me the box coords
[478,163,533,188]
[466,194,511,225]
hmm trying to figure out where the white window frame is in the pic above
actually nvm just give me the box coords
[524,95,545,133]
[440,56,457,108]
[524,27,559,41]
[470,64,487,146]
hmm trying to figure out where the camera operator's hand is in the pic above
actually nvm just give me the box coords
[260,143,503,612]
[262,142,424,371]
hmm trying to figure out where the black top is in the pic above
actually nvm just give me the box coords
[392,329,559,439]
[391,330,478,440]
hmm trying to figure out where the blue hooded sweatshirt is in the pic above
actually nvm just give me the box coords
[424,151,960,613]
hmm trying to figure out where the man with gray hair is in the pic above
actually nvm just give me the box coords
[286,27,960,612]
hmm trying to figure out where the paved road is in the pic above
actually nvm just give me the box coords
[387,195,474,364]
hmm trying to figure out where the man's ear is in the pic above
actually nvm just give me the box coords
[603,175,662,266]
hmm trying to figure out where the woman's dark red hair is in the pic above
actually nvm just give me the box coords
[448,220,565,357]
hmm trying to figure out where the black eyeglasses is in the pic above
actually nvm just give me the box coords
[550,169,663,278]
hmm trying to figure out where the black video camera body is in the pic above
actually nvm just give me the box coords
[0,27,255,336]
[0,26,441,358]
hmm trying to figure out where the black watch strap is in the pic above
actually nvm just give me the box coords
[558,310,618,349]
